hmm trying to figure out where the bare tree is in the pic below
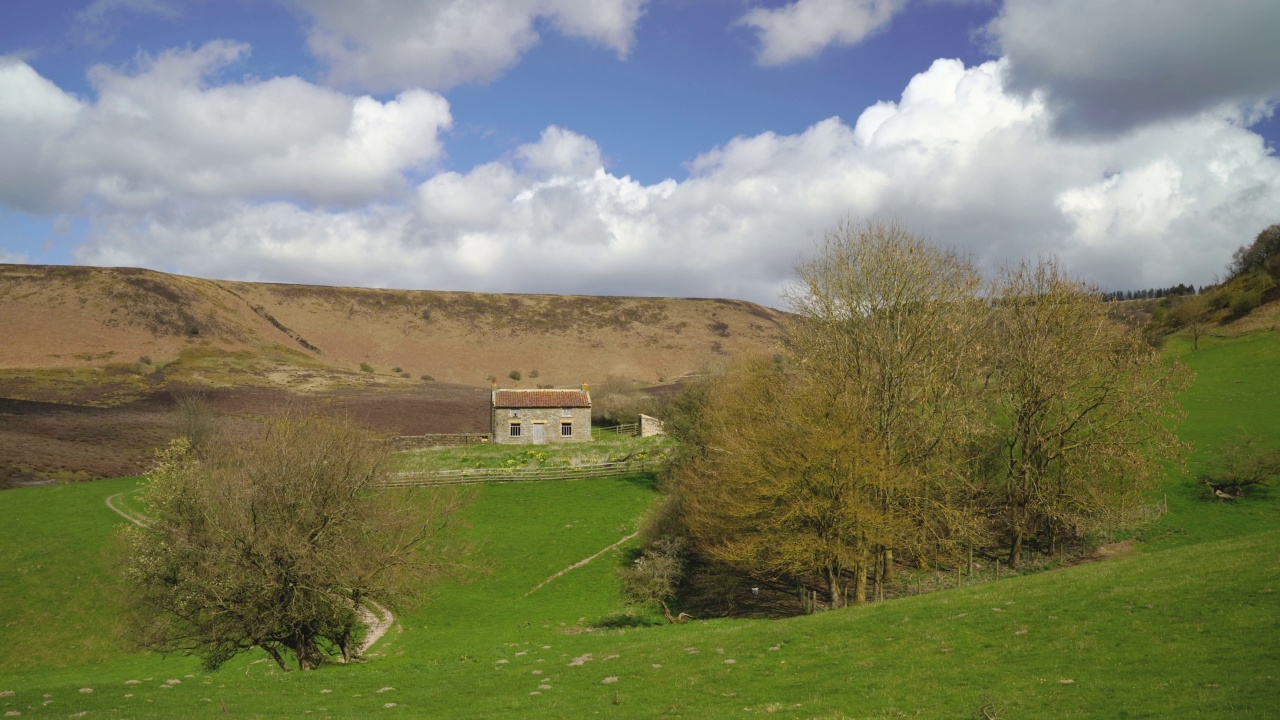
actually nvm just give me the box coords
[984,259,1191,566]
[784,220,989,597]
[171,389,214,455]
[122,413,468,671]
[668,359,914,608]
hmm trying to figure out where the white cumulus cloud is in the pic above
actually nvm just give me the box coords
[739,0,907,65]
[0,43,452,214]
[293,0,648,92]
[71,58,1280,304]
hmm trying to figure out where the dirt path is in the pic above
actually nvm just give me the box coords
[357,599,394,655]
[525,532,638,597]
[105,488,152,528]
[104,488,396,656]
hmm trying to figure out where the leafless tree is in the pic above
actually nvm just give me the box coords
[984,259,1191,566]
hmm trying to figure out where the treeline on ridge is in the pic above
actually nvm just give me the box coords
[625,221,1191,617]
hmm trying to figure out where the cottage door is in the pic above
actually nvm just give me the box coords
[532,423,546,444]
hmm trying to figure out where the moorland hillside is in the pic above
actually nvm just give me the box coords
[0,264,786,392]
[0,264,787,484]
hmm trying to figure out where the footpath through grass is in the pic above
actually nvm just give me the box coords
[2,332,1279,718]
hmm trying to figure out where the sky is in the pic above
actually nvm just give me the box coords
[1,0,1278,307]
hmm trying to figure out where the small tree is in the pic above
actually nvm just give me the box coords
[122,414,467,671]
[620,537,687,622]
[171,389,214,456]
[1201,432,1280,500]
[508,370,522,381]
[1169,296,1210,350]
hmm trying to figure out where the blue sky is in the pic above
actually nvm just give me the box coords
[2,0,1278,305]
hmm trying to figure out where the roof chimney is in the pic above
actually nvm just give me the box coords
[581,382,589,393]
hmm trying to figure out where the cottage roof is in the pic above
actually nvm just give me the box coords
[492,389,591,408]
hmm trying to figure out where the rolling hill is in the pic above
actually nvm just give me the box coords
[0,263,788,484]
[0,263,787,391]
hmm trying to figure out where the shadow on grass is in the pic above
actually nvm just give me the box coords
[593,612,663,629]
[608,471,660,493]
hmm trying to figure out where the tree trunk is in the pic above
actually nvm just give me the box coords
[826,566,845,609]
[294,633,321,670]
[261,643,290,672]
[853,565,867,605]
[1009,527,1024,568]
[661,601,680,624]
[882,549,894,584]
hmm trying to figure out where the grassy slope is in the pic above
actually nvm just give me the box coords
[399,434,676,472]
[3,334,1280,718]
[1145,331,1280,550]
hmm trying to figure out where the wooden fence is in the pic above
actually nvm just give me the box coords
[379,459,664,488]
[594,422,639,437]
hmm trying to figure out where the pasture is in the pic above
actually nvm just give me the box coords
[1,332,1279,718]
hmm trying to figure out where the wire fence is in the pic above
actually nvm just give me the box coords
[379,459,664,488]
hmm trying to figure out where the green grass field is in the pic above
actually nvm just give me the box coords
[2,332,1279,718]
[398,433,675,472]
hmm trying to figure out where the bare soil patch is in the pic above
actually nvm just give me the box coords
[0,384,489,487]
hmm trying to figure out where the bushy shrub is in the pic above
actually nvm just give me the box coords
[528,369,540,379]
[508,370,521,381]
[420,374,435,382]
[1230,289,1262,317]
[360,362,374,373]
[620,537,686,612]
[392,366,403,373]
[592,375,657,424]
[139,355,152,365]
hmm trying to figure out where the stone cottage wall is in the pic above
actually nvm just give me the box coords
[494,406,592,444]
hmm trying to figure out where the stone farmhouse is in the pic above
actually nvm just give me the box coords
[491,386,592,444]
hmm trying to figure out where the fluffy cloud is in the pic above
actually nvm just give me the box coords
[739,0,907,65]
[988,0,1280,134]
[72,0,179,45]
[74,59,1280,304]
[293,0,648,92]
[0,43,451,214]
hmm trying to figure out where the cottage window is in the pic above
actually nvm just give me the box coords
[509,422,522,437]
[561,422,573,437]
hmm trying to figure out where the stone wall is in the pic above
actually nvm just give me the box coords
[639,413,666,437]
[493,406,592,444]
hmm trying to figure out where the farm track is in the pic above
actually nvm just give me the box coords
[525,532,639,597]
